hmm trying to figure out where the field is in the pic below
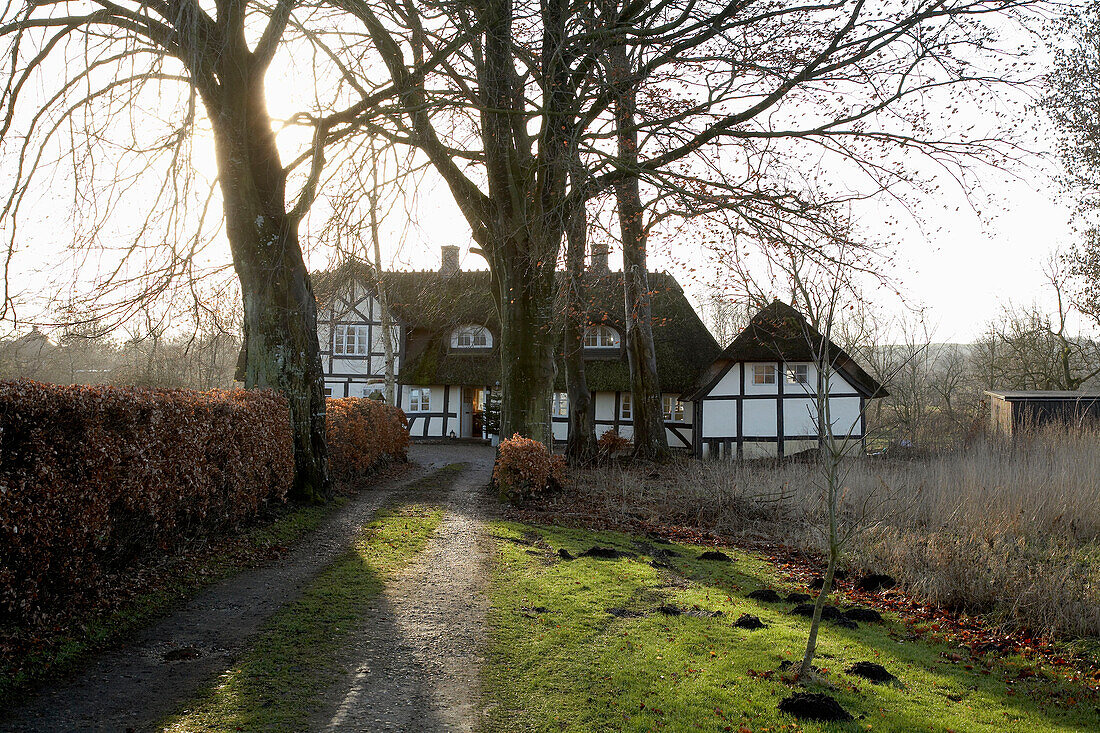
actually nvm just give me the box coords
[553,426,1100,641]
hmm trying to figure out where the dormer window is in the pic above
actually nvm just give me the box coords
[451,325,492,349]
[583,325,621,348]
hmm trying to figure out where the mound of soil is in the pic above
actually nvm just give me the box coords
[521,606,550,614]
[656,604,682,616]
[734,614,766,629]
[778,692,853,722]
[847,661,897,684]
[844,607,884,623]
[684,606,724,618]
[790,603,838,619]
[698,550,732,562]
[808,576,826,590]
[606,607,644,618]
[557,548,574,560]
[785,593,812,604]
[580,546,631,559]
[747,588,782,603]
[856,573,896,592]
[162,646,201,662]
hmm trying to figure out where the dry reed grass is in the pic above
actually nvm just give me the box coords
[568,425,1100,639]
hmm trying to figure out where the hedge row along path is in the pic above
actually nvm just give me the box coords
[2,444,496,733]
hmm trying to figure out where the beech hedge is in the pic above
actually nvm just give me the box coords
[325,397,410,480]
[493,433,566,503]
[0,380,294,624]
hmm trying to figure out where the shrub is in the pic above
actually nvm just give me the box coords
[597,429,632,461]
[493,434,559,502]
[0,380,294,625]
[325,397,410,480]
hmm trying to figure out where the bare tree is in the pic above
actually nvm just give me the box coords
[0,0,411,499]
[344,0,1043,448]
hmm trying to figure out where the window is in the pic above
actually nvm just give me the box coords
[334,324,369,355]
[409,387,432,412]
[753,364,776,385]
[551,392,569,417]
[451,325,492,349]
[786,364,809,385]
[323,387,333,397]
[583,325,621,348]
[663,395,685,421]
[620,391,632,419]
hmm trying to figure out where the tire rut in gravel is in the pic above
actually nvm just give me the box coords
[318,448,496,732]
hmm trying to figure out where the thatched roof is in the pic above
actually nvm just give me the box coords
[683,300,887,400]
[312,261,721,393]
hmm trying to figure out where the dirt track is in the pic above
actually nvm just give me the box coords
[0,444,496,733]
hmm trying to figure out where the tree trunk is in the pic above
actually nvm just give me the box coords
[609,44,669,462]
[490,242,558,446]
[208,66,331,502]
[564,195,597,464]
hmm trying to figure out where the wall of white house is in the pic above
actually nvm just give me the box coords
[696,361,866,459]
[319,284,402,400]
[551,391,695,450]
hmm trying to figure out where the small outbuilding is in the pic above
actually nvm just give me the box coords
[683,301,887,459]
[985,390,1100,436]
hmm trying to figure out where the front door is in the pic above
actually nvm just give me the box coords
[460,387,484,438]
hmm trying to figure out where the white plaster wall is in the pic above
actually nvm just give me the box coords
[742,398,777,436]
[783,396,819,436]
[701,400,737,438]
[709,364,742,396]
[594,392,618,421]
[827,396,863,437]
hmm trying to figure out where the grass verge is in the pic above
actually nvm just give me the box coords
[156,460,476,732]
[483,521,1100,732]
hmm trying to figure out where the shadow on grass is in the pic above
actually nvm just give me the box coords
[160,502,448,732]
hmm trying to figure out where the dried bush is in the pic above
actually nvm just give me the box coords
[566,424,1100,638]
[494,434,556,503]
[597,429,632,461]
[0,379,293,625]
[325,397,410,480]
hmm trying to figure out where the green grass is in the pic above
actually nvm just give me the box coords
[483,522,1100,732]
[161,502,445,732]
[1,498,345,711]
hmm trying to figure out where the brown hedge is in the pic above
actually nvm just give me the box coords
[325,397,410,480]
[0,380,294,624]
[493,433,565,503]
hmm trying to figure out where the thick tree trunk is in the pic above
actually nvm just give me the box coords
[564,196,597,464]
[208,67,331,502]
[610,44,670,462]
[490,240,558,446]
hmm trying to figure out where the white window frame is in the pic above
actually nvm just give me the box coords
[583,325,621,348]
[753,364,776,385]
[663,394,684,421]
[786,363,809,385]
[451,325,491,349]
[551,392,569,417]
[620,391,632,419]
[409,387,432,412]
[334,324,369,356]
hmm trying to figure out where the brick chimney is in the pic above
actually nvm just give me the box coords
[590,240,609,274]
[440,245,460,274]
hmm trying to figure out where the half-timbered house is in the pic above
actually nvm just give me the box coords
[312,249,885,457]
